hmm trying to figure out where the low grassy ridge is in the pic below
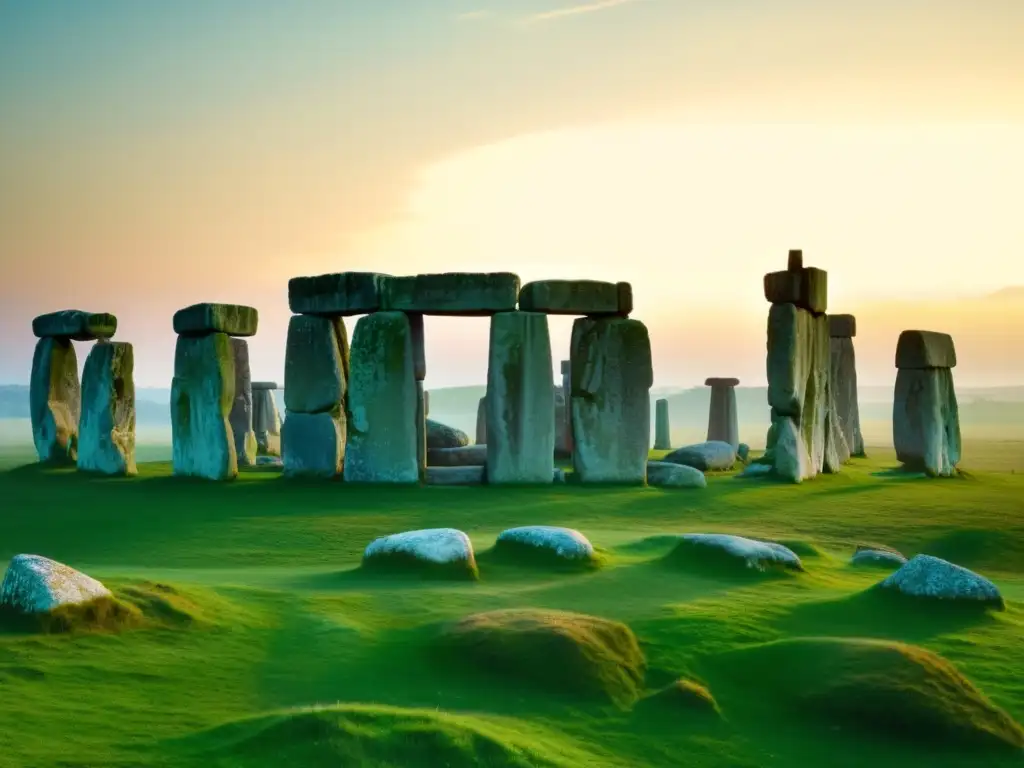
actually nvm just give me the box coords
[0,440,1023,766]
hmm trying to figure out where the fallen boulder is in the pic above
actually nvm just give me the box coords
[646,461,707,489]
[0,554,111,614]
[362,528,477,579]
[877,554,1003,608]
[663,441,735,472]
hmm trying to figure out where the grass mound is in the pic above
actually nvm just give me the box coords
[176,703,598,768]
[360,551,479,581]
[0,581,204,634]
[710,637,1024,751]
[641,679,720,716]
[664,536,803,579]
[437,608,646,708]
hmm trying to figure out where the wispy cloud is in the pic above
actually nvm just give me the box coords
[455,9,491,21]
[524,0,643,24]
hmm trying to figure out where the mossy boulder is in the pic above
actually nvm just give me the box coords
[666,534,803,576]
[877,554,1003,608]
[173,303,258,337]
[0,554,110,614]
[490,526,599,569]
[426,419,470,450]
[362,528,478,580]
[438,608,645,707]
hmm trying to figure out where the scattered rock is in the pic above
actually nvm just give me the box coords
[663,441,735,472]
[878,554,1003,608]
[852,546,907,567]
[426,466,485,485]
[670,534,803,573]
[382,272,520,315]
[0,554,111,614]
[172,303,258,337]
[494,526,595,562]
[517,279,632,316]
[427,445,487,467]
[254,455,283,468]
[29,337,80,464]
[363,528,477,579]
[288,271,389,316]
[32,310,117,341]
[736,462,773,479]
[426,419,470,450]
[736,443,750,462]
[77,341,136,476]
[646,461,707,489]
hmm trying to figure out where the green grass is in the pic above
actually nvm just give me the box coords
[0,440,1023,766]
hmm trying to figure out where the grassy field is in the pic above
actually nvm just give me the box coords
[1,437,1023,767]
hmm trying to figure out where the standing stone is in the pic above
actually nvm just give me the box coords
[559,359,574,457]
[281,411,345,478]
[171,333,237,481]
[475,396,487,445]
[416,381,427,481]
[252,383,282,457]
[228,338,257,467]
[654,398,672,450]
[829,314,865,458]
[423,390,430,417]
[570,317,652,484]
[409,312,426,381]
[486,312,555,484]
[893,331,961,477]
[553,385,570,458]
[344,312,418,483]
[78,341,136,476]
[705,379,739,450]
[29,337,80,464]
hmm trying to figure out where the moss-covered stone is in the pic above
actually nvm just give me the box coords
[895,329,957,369]
[173,303,258,337]
[828,313,857,338]
[288,271,389,316]
[518,280,631,316]
[228,338,257,467]
[281,410,345,478]
[77,341,136,476]
[29,337,80,464]
[252,388,282,456]
[32,310,117,341]
[763,266,828,313]
[893,367,961,476]
[283,315,349,414]
[382,272,520,315]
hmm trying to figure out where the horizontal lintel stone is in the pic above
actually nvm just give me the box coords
[828,314,857,338]
[382,272,520,315]
[518,280,632,316]
[895,330,957,369]
[763,266,828,314]
[173,303,258,337]
[288,272,389,316]
[32,310,117,341]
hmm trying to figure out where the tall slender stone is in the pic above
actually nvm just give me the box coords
[558,359,574,457]
[252,382,282,457]
[228,338,257,467]
[416,381,427,481]
[704,378,739,450]
[29,337,80,464]
[344,311,418,483]
[829,314,865,458]
[570,317,652,484]
[486,311,555,484]
[78,341,136,476]
[654,398,672,450]
[475,396,487,445]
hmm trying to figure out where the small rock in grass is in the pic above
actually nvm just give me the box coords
[852,546,907,567]
[647,461,706,489]
[737,443,750,462]
[663,441,735,471]
[0,554,111,614]
[736,462,773,479]
[878,554,1003,608]
[363,528,477,578]
[426,419,471,450]
[674,534,803,572]
[495,526,594,562]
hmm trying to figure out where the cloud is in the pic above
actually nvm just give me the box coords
[524,0,643,24]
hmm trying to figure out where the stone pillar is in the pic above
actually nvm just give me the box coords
[29,311,116,464]
[570,316,652,484]
[893,330,961,477]
[704,379,739,450]
[408,313,427,482]
[78,340,136,476]
[654,398,672,450]
[555,359,574,458]
[228,338,257,467]
[553,385,569,458]
[829,314,865,458]
[171,303,258,481]
[762,250,837,483]
[251,382,282,456]
[344,311,419,483]
[486,311,555,483]
[282,315,349,478]
[416,381,427,482]
[475,396,487,445]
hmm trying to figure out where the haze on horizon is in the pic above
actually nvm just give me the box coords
[2,0,1023,390]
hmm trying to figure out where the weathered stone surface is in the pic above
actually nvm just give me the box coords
[171,333,237,481]
[895,330,957,369]
[408,312,426,381]
[382,272,519,315]
[664,441,735,472]
[281,410,345,478]
[228,338,257,467]
[29,337,80,464]
[284,315,349,414]
[344,312,418,483]
[0,554,110,614]
[554,386,571,457]
[288,271,389,316]
[255,455,283,468]
[517,280,632,316]
[654,398,671,450]
[32,310,117,341]
[428,444,488,466]
[77,341,136,477]
[486,312,555,484]
[427,419,470,450]
[496,526,594,561]
[737,443,750,462]
[893,367,961,477]
[558,359,573,457]
[252,381,278,391]
[677,534,803,572]
[831,335,865,457]
[828,314,856,338]
[852,547,907,567]
[823,385,851,473]
[704,377,740,388]
[763,266,828,314]
[426,466,486,485]
[173,303,258,337]
[475,396,487,444]
[363,528,476,569]
[706,380,739,449]
[423,390,430,416]
[772,415,811,483]
[253,388,282,456]
[646,461,707,489]
[416,382,427,481]
[571,317,652,484]
[879,555,1002,607]
[736,462,773,479]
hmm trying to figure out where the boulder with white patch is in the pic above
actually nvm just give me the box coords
[878,554,1002,608]
[494,525,595,563]
[663,441,735,472]
[646,461,707,489]
[362,528,477,578]
[852,546,907,568]
[0,554,111,614]
[671,534,803,573]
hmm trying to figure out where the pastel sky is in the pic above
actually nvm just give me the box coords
[2,0,1023,389]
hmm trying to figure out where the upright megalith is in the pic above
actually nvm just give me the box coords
[761,251,839,483]
[78,341,136,476]
[171,303,258,481]
[557,359,574,458]
[228,338,257,467]
[486,311,555,484]
[30,310,117,464]
[344,311,418,483]
[829,314,865,457]
[282,315,349,478]
[251,382,282,457]
[475,396,487,445]
[553,385,570,457]
[416,381,427,481]
[893,330,961,477]
[570,316,652,484]
[705,378,740,450]
[654,398,672,450]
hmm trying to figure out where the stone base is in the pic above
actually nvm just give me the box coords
[893,367,961,477]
